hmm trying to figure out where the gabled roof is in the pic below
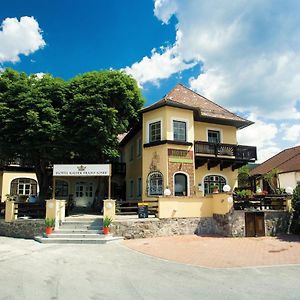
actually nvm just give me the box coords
[250,146,300,176]
[141,84,253,129]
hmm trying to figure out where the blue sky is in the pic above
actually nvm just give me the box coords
[1,0,300,162]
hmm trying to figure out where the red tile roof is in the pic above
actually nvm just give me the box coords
[250,146,300,175]
[142,84,253,129]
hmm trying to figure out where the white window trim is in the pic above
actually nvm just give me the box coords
[147,171,164,196]
[171,117,191,143]
[136,177,142,198]
[173,171,190,196]
[201,173,228,196]
[206,127,223,143]
[146,118,163,143]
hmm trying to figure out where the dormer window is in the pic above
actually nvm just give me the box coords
[149,121,161,142]
[208,130,221,144]
[173,120,186,142]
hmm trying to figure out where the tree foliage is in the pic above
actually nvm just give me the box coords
[0,68,144,200]
[63,70,143,162]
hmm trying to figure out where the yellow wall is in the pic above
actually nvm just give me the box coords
[195,166,238,196]
[194,121,237,144]
[122,130,142,199]
[142,144,169,201]
[158,193,233,218]
[0,171,38,202]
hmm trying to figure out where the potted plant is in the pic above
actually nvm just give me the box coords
[102,216,112,235]
[212,185,219,194]
[45,218,55,235]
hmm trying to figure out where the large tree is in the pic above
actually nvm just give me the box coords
[0,69,144,201]
[0,69,66,201]
[63,70,143,162]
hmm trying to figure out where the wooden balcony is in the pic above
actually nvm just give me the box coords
[194,141,257,170]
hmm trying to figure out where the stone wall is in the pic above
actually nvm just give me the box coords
[111,218,207,239]
[0,219,45,239]
[264,211,291,236]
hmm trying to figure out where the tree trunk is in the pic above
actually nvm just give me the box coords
[35,161,51,202]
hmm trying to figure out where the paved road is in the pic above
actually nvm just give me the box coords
[0,237,300,300]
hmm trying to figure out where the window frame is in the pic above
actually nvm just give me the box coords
[207,129,221,144]
[203,175,226,195]
[147,171,163,196]
[137,177,142,198]
[173,120,187,142]
[149,121,161,143]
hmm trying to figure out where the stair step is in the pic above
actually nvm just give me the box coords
[48,233,106,239]
[55,229,101,234]
[34,236,123,244]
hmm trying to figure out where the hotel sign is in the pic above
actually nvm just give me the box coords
[53,164,111,177]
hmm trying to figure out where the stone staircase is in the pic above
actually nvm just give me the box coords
[35,217,123,244]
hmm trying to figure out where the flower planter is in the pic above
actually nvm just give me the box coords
[103,227,109,235]
[45,227,53,235]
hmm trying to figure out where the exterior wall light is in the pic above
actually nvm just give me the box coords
[164,188,171,196]
[285,186,294,195]
[105,202,113,209]
[223,185,231,192]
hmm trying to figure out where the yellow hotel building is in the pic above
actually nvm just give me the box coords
[120,84,256,202]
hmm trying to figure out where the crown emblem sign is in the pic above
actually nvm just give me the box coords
[77,165,86,171]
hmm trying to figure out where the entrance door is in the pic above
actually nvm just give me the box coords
[245,212,265,237]
[174,173,188,196]
[74,182,94,208]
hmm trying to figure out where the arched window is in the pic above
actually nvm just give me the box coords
[55,180,69,198]
[174,173,188,196]
[10,178,37,196]
[148,172,163,196]
[204,175,226,195]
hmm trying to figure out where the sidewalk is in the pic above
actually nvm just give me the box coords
[123,234,300,268]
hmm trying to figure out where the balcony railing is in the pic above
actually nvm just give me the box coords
[194,141,257,161]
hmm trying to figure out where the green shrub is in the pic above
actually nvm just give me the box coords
[103,216,112,228]
[292,186,300,214]
[45,218,55,227]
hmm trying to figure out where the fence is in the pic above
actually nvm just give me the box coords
[116,200,158,217]
[1,201,46,219]
[233,194,288,211]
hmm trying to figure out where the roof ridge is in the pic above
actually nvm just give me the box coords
[251,146,300,174]
[169,83,251,123]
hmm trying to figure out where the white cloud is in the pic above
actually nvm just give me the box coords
[0,16,45,64]
[150,0,300,120]
[282,124,300,142]
[237,113,280,162]
[124,31,196,87]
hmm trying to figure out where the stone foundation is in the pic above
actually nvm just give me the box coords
[111,218,206,239]
[0,219,45,239]
[264,211,291,236]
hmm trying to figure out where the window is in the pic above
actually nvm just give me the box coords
[148,172,163,196]
[129,180,134,198]
[149,121,161,142]
[130,143,134,161]
[10,178,37,196]
[174,173,188,196]
[56,180,69,197]
[208,130,221,144]
[137,177,142,197]
[173,121,186,142]
[203,175,226,195]
[137,137,142,157]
